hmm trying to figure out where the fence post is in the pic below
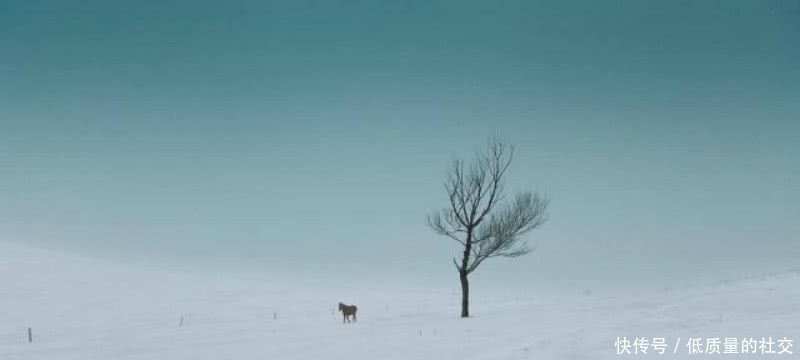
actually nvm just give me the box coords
[28,327,32,343]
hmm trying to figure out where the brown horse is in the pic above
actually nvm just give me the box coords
[338,302,357,323]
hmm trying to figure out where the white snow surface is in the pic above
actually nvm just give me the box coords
[1,241,798,359]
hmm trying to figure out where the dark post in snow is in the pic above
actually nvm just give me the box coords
[273,312,277,320]
[28,327,32,343]
[427,137,549,318]
[179,316,184,327]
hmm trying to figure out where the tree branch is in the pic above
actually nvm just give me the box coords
[467,192,548,274]
[427,137,549,277]
[453,257,462,271]
[427,211,467,246]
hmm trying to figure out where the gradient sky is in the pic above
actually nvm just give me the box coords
[1,0,798,293]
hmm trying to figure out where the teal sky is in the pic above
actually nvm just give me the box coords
[1,0,798,292]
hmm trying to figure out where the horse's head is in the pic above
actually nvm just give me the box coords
[338,302,344,311]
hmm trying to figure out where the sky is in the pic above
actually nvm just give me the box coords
[1,0,798,293]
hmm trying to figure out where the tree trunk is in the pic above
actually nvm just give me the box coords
[459,270,469,318]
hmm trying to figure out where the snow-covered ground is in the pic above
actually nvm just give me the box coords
[1,241,797,359]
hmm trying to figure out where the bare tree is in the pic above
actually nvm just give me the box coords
[427,137,548,318]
